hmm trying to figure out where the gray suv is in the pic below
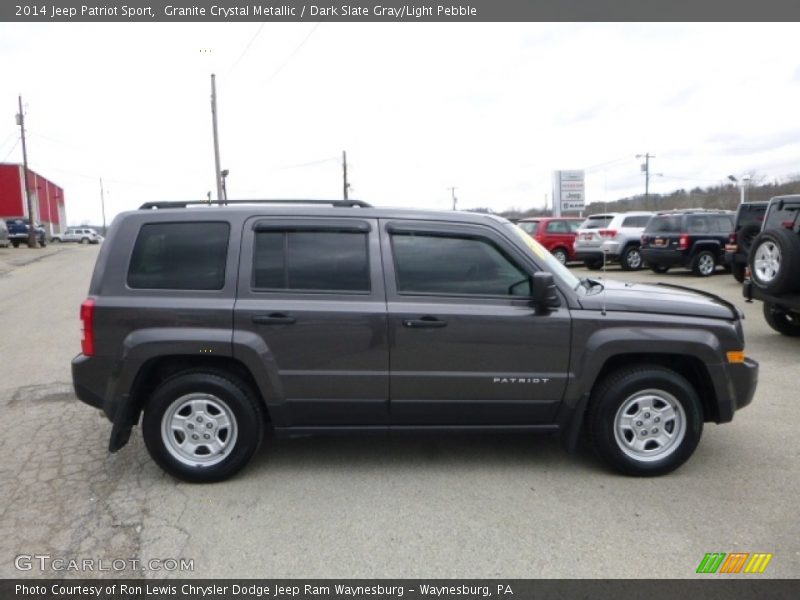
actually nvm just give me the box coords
[72,200,758,482]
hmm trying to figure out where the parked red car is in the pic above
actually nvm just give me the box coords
[517,217,583,264]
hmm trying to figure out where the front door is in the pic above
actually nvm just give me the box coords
[381,220,571,425]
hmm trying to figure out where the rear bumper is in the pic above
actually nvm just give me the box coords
[575,250,605,262]
[72,353,113,419]
[743,280,800,309]
[641,248,688,268]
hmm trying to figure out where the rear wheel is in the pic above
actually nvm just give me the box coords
[620,245,643,271]
[552,247,568,265]
[586,366,703,476]
[584,258,603,270]
[692,250,716,277]
[142,371,265,483]
[763,302,800,336]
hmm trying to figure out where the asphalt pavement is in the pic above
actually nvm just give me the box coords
[0,246,797,579]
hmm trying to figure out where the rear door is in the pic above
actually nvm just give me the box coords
[381,220,571,426]
[233,217,389,427]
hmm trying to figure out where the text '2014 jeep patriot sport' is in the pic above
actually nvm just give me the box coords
[72,200,758,482]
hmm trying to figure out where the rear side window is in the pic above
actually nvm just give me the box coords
[253,231,370,292]
[687,216,710,233]
[546,220,571,233]
[646,216,681,233]
[128,222,230,290]
[621,216,651,228]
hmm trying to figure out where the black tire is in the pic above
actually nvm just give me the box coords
[586,365,703,476]
[142,371,265,483]
[81,237,89,244]
[650,264,669,274]
[738,223,761,256]
[584,259,603,270]
[39,238,46,247]
[763,302,800,336]
[51,237,61,243]
[552,247,568,265]
[748,228,800,294]
[731,262,746,283]
[691,250,717,277]
[11,241,19,248]
[620,245,644,271]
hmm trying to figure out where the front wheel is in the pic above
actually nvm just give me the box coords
[586,366,703,476]
[142,371,265,482]
[763,302,800,336]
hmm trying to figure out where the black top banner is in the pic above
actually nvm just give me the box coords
[3,0,800,22]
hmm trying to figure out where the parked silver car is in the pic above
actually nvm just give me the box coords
[574,212,653,270]
[51,227,102,244]
[0,219,9,248]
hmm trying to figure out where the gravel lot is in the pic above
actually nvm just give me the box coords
[0,245,797,579]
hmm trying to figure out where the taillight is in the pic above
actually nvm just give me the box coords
[678,234,690,250]
[598,229,618,238]
[80,298,96,356]
[728,232,737,244]
[641,235,649,244]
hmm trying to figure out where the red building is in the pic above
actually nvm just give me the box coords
[0,163,66,236]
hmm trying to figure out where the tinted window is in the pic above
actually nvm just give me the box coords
[546,220,571,233]
[646,216,681,233]
[518,221,539,234]
[253,231,369,292]
[711,215,733,233]
[128,222,229,290]
[765,201,800,231]
[579,216,613,229]
[621,215,651,228]
[736,204,766,230]
[392,233,528,296]
[687,215,710,233]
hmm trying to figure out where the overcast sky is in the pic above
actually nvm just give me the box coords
[1,22,800,225]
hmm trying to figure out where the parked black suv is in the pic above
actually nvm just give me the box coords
[724,202,767,283]
[743,195,800,336]
[641,210,735,276]
[72,200,758,482]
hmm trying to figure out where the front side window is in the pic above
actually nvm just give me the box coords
[128,222,229,290]
[253,231,370,292]
[391,233,528,296]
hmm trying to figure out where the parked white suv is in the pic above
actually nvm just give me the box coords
[574,212,653,270]
[52,227,102,244]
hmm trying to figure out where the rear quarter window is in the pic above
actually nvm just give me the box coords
[127,222,230,290]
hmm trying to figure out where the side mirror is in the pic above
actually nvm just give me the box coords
[531,272,561,313]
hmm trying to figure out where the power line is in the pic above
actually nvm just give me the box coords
[229,23,267,74]
[0,137,20,163]
[262,23,321,85]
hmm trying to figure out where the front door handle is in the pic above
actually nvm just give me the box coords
[252,313,296,325]
[402,316,448,329]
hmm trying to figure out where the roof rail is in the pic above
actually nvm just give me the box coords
[138,199,372,210]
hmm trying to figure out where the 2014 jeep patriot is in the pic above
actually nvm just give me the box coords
[72,200,758,482]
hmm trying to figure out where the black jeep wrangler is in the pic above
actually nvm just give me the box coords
[744,195,800,336]
[72,200,758,482]
[724,201,767,283]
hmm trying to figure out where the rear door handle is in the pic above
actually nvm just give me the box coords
[252,313,296,325]
[402,316,448,329]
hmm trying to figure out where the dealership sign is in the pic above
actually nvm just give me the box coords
[552,170,585,214]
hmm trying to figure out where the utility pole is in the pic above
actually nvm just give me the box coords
[16,95,37,248]
[99,178,107,235]
[210,74,223,202]
[636,153,655,202]
[449,186,457,211]
[342,150,349,200]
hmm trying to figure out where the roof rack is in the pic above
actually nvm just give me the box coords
[138,199,372,210]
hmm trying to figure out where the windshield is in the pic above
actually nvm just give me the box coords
[509,223,582,292]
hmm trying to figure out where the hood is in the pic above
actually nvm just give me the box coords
[578,279,740,320]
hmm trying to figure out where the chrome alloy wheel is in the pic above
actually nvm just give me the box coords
[161,393,238,467]
[753,241,781,283]
[613,389,686,462]
[697,253,715,276]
